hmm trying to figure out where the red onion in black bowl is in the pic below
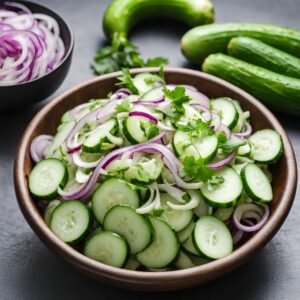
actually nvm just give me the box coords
[0,0,74,110]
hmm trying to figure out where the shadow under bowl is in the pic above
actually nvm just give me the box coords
[14,67,297,291]
[0,0,74,111]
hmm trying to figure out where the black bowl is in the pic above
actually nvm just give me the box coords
[0,0,74,110]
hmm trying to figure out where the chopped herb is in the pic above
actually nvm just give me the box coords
[116,99,131,113]
[220,139,246,154]
[147,123,159,139]
[117,68,139,94]
[181,156,213,183]
[207,176,225,191]
[182,193,191,203]
[163,86,191,115]
[92,32,168,75]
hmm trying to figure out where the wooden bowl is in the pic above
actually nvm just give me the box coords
[14,67,297,291]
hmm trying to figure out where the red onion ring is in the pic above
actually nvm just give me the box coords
[233,203,270,232]
[30,134,53,163]
[129,111,158,124]
[233,123,253,139]
[208,151,236,170]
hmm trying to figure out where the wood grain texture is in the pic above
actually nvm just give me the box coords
[14,68,297,291]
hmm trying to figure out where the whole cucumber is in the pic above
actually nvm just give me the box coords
[202,53,300,116]
[228,37,300,79]
[181,23,300,64]
[103,0,214,38]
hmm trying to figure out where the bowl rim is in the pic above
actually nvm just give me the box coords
[14,67,297,286]
[0,0,74,87]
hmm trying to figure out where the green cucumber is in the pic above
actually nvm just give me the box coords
[241,163,273,204]
[103,205,153,254]
[181,23,300,64]
[84,231,129,268]
[50,201,92,244]
[202,54,300,116]
[200,166,243,208]
[249,129,283,164]
[44,200,61,225]
[29,158,68,200]
[103,0,214,38]
[193,216,233,260]
[136,215,180,268]
[92,178,139,223]
[228,37,300,79]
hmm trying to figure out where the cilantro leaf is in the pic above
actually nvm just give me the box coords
[207,176,225,191]
[163,86,191,114]
[177,119,213,139]
[117,68,139,94]
[116,99,131,113]
[92,32,168,75]
[181,156,213,183]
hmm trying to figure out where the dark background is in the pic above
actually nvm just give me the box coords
[1,0,300,299]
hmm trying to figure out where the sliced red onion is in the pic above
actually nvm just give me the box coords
[208,151,236,170]
[210,112,221,130]
[129,111,158,124]
[218,123,231,139]
[233,123,253,139]
[30,134,53,163]
[67,145,81,154]
[233,203,270,232]
[133,95,165,106]
[191,103,212,121]
[0,2,65,85]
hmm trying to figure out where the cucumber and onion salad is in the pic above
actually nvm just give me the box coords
[28,69,283,271]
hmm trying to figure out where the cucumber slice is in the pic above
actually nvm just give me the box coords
[249,129,283,164]
[82,119,117,153]
[177,221,195,243]
[84,231,129,268]
[50,200,91,244]
[141,86,164,101]
[160,193,193,232]
[29,158,68,200]
[175,251,195,269]
[193,195,209,218]
[238,143,251,156]
[173,130,218,162]
[123,116,158,144]
[211,98,239,129]
[103,205,153,254]
[193,216,233,260]
[133,73,164,95]
[200,167,243,208]
[45,120,76,157]
[44,200,61,225]
[241,163,273,204]
[182,235,200,256]
[124,258,142,270]
[136,216,180,269]
[92,178,139,223]
[188,254,211,266]
[214,207,234,221]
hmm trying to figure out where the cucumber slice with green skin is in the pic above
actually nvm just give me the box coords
[123,116,158,144]
[193,195,209,218]
[136,215,180,269]
[92,178,139,223]
[177,221,195,243]
[214,207,234,221]
[50,201,92,244]
[82,119,118,153]
[249,129,283,164]
[193,215,233,260]
[238,143,251,157]
[45,120,76,157]
[241,163,273,204]
[173,130,218,162]
[141,86,164,101]
[160,193,193,232]
[124,258,142,270]
[175,251,195,269]
[181,235,200,256]
[133,73,164,95]
[44,200,61,225]
[211,98,239,129]
[103,205,153,254]
[84,231,129,268]
[29,158,68,200]
[188,253,211,265]
[200,167,243,208]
